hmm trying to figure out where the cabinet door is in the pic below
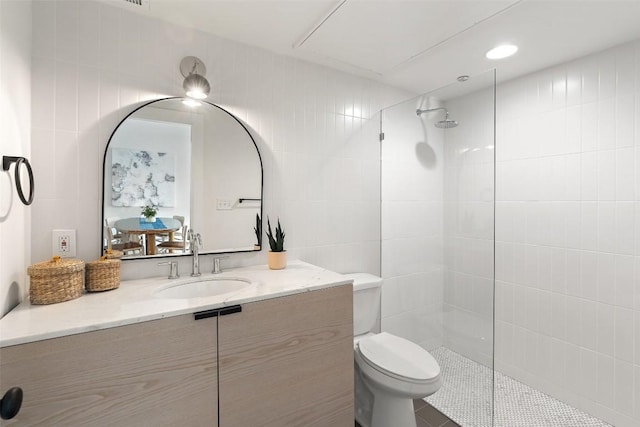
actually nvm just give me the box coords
[0,314,217,427]
[218,284,354,426]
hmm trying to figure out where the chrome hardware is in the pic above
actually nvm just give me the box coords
[158,261,179,279]
[188,229,202,277]
[212,256,229,274]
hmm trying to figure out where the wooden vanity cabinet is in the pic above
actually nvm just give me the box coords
[0,284,353,426]
[0,314,218,427]
[218,284,354,426]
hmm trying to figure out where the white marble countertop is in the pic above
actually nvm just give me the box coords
[0,260,352,348]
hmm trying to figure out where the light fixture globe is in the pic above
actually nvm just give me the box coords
[183,73,210,99]
[180,56,211,100]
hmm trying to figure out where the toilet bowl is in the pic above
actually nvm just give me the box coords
[345,273,442,427]
[355,332,442,427]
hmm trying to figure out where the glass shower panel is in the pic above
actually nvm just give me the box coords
[380,70,496,427]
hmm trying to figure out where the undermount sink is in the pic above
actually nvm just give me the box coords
[153,277,253,299]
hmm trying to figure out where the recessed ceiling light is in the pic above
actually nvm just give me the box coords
[486,44,518,60]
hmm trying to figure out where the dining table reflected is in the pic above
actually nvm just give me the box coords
[114,217,182,255]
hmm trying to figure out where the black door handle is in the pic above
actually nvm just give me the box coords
[1,387,23,420]
[194,305,242,320]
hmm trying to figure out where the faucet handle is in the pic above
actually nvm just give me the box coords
[158,261,179,279]
[212,256,229,274]
[188,230,202,247]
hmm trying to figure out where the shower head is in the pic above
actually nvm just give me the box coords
[435,118,458,129]
[416,107,458,129]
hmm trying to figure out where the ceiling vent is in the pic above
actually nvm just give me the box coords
[118,0,150,10]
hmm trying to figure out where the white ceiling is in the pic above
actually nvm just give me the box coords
[116,0,640,97]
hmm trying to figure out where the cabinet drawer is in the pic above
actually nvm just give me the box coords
[0,315,218,427]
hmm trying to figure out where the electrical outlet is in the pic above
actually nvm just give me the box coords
[52,229,76,257]
[216,199,234,210]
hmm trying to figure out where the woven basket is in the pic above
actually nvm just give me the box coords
[27,256,85,304]
[86,257,121,292]
[103,249,123,260]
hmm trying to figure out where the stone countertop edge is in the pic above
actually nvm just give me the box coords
[0,260,354,348]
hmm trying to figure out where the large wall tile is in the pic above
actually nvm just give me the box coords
[488,39,640,425]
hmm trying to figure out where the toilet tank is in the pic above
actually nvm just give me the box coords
[342,273,382,336]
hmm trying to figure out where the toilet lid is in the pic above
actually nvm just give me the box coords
[358,332,440,381]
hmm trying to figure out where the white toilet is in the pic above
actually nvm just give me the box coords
[345,273,442,427]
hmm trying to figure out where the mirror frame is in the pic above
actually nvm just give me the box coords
[101,97,263,260]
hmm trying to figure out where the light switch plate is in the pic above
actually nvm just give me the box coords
[216,199,234,210]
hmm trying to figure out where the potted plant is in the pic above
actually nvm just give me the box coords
[266,217,286,270]
[253,213,262,250]
[140,205,157,222]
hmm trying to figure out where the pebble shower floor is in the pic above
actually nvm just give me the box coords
[425,347,611,427]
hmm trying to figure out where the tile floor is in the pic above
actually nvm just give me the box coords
[354,399,459,427]
[414,399,463,427]
[426,347,611,427]
[355,347,611,427]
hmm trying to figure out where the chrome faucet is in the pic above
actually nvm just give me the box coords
[158,261,179,279]
[212,256,229,274]
[188,229,202,277]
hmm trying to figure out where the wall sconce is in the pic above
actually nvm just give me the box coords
[180,56,210,100]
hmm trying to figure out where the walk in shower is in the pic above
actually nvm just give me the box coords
[379,68,618,427]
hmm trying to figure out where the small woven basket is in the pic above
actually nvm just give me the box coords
[27,256,85,304]
[85,256,121,292]
[103,249,123,260]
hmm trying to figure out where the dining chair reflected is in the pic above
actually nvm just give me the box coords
[157,224,189,254]
[105,217,123,242]
[105,226,144,256]
[172,215,186,240]
[155,215,185,245]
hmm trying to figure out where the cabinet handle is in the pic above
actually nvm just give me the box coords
[1,387,23,420]
[194,305,242,320]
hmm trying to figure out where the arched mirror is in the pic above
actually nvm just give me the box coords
[101,97,263,259]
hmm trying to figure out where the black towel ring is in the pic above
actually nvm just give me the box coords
[2,156,34,206]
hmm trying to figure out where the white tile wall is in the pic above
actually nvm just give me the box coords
[29,0,411,280]
[0,0,31,317]
[492,40,640,426]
